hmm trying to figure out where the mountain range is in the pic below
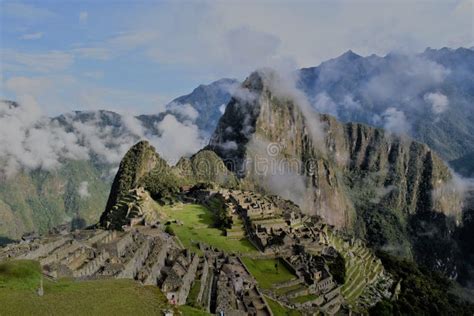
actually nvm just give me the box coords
[298,47,474,175]
[1,47,473,278]
[0,78,237,240]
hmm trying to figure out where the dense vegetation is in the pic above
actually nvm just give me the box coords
[456,207,474,286]
[207,193,232,229]
[324,251,346,284]
[369,251,474,316]
[140,169,180,203]
[103,141,162,215]
[408,210,459,276]
[360,205,410,257]
[0,160,109,239]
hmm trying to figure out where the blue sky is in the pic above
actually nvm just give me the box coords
[1,0,472,115]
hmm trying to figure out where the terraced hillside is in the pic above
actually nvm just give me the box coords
[327,230,392,311]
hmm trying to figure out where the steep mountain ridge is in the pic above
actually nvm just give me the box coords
[298,47,474,164]
[211,70,460,221]
[209,70,463,274]
[100,141,237,229]
[137,78,238,137]
[0,78,236,240]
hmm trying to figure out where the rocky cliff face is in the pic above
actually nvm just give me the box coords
[100,141,166,227]
[298,48,474,165]
[209,70,464,272]
[100,142,238,229]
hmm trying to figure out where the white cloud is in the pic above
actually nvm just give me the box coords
[219,103,227,114]
[0,86,206,176]
[121,115,146,137]
[2,50,74,73]
[424,92,449,114]
[341,94,362,111]
[78,181,90,198]
[166,102,199,122]
[0,99,89,178]
[20,32,44,40]
[364,56,450,104]
[79,11,88,23]
[381,107,411,135]
[152,114,206,163]
[312,92,338,117]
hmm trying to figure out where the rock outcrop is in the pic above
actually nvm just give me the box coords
[100,141,168,227]
[208,70,463,271]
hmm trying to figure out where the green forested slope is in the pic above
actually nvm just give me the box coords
[0,160,109,241]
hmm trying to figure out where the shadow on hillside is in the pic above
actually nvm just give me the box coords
[0,236,16,247]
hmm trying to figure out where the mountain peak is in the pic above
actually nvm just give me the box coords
[340,49,361,60]
[100,140,166,228]
[241,68,281,93]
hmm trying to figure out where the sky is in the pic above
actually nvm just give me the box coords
[1,0,473,116]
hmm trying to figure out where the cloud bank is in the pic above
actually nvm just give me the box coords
[0,96,206,178]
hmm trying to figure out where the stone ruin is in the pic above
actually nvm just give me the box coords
[0,226,273,315]
[188,188,394,314]
[102,187,160,230]
[192,245,273,316]
[0,184,394,315]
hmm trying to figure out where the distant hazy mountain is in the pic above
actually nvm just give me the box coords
[208,69,474,284]
[297,47,474,175]
[0,78,237,240]
[138,78,239,138]
[2,47,474,243]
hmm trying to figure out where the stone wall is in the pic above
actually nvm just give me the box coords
[115,232,133,257]
[196,257,210,305]
[40,240,81,266]
[143,241,169,285]
[117,237,152,279]
[73,251,109,278]
[19,238,71,260]
[176,254,200,305]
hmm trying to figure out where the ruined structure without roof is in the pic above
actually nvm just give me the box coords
[1,185,394,315]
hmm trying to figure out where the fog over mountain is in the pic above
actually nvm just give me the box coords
[0,78,238,178]
[0,78,237,239]
[1,47,474,241]
[298,47,474,175]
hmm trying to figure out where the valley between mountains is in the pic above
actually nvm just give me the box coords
[1,65,474,315]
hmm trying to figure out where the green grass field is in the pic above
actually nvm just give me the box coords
[158,203,257,254]
[240,258,296,289]
[290,294,318,304]
[178,305,211,316]
[0,259,41,290]
[0,260,174,315]
[265,296,301,316]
